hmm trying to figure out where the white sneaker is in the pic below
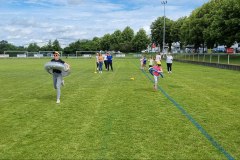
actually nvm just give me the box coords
[56,99,60,104]
[61,80,65,86]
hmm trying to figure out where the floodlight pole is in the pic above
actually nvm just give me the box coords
[161,0,167,53]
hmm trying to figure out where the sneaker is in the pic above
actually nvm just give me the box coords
[61,80,65,86]
[56,99,60,104]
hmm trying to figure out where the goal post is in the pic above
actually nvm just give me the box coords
[38,51,62,57]
[76,51,99,58]
[27,52,42,58]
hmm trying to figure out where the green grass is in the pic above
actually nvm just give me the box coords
[0,58,240,159]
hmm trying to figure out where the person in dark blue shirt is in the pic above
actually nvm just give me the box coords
[107,52,113,71]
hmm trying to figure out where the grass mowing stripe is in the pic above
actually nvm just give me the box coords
[131,60,235,160]
[97,62,119,159]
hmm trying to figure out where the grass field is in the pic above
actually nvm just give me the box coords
[0,58,240,159]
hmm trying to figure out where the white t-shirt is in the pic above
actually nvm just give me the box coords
[103,54,108,61]
[96,55,99,62]
[156,54,162,62]
[166,55,173,63]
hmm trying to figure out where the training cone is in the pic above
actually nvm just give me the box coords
[130,77,135,80]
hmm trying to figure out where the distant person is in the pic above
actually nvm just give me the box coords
[166,53,173,73]
[148,56,154,68]
[51,51,70,104]
[98,53,104,73]
[143,56,147,69]
[107,53,113,71]
[155,52,162,64]
[140,56,147,70]
[95,53,99,71]
[103,52,108,70]
[140,56,144,70]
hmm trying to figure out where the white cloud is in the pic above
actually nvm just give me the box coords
[0,0,209,47]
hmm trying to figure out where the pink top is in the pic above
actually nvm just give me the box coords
[153,66,162,76]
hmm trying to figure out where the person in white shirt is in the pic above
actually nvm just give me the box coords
[95,53,99,71]
[166,53,173,73]
[103,53,108,70]
[155,52,162,64]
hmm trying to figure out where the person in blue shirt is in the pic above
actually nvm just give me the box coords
[107,52,113,71]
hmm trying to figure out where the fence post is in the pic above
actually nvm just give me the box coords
[210,54,212,63]
[228,54,230,64]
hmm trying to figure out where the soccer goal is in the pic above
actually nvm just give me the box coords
[115,53,126,58]
[4,51,28,58]
[27,52,42,58]
[76,51,99,58]
[38,51,62,57]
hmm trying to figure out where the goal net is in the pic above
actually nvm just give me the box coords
[76,51,99,58]
[38,51,62,57]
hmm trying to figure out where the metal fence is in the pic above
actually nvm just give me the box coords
[174,53,240,65]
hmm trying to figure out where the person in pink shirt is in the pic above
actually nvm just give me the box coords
[151,61,163,90]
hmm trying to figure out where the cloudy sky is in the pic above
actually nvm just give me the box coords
[0,0,209,47]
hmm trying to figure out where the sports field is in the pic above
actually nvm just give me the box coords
[0,58,239,159]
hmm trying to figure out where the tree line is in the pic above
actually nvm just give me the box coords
[151,0,240,51]
[0,0,239,54]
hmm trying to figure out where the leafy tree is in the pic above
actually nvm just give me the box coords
[171,17,187,49]
[92,37,101,51]
[180,18,191,47]
[100,34,111,51]
[0,40,18,54]
[150,17,173,51]
[110,30,122,51]
[132,28,150,52]
[27,43,40,52]
[118,26,135,52]
[208,0,240,47]
[40,40,53,51]
[52,39,62,51]
[151,17,164,48]
[121,26,134,42]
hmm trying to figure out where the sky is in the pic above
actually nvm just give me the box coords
[0,0,209,47]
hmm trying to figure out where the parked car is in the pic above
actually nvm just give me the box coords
[212,47,226,53]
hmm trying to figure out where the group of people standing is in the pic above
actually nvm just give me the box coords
[96,52,113,73]
[140,52,173,73]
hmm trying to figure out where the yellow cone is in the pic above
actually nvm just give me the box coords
[130,77,135,80]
